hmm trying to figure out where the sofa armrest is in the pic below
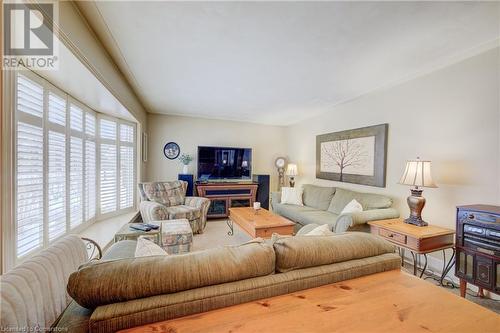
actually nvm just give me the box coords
[334,208,400,233]
[139,201,169,223]
[271,191,281,208]
[184,196,211,233]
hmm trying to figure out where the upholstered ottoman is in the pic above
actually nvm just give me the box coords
[159,219,193,254]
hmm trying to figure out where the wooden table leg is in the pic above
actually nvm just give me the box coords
[459,279,467,298]
[478,287,484,298]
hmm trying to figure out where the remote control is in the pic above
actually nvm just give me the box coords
[144,224,160,230]
[129,224,151,232]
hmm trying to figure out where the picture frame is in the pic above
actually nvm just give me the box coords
[316,124,388,187]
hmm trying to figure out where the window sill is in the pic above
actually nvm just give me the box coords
[79,211,139,250]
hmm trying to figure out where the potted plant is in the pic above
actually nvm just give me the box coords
[179,154,193,174]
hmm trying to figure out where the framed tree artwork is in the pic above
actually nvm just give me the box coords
[316,124,388,187]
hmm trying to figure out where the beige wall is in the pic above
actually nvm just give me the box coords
[286,47,500,230]
[146,115,287,191]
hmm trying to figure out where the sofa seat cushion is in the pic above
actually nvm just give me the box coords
[141,181,186,207]
[294,210,339,227]
[89,253,401,333]
[164,205,201,220]
[52,300,91,333]
[272,203,317,224]
[273,232,395,273]
[68,240,275,308]
[302,184,336,210]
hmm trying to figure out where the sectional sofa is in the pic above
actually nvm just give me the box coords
[271,184,400,233]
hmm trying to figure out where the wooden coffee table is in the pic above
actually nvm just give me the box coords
[120,270,500,333]
[227,207,295,238]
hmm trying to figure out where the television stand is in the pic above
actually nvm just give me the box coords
[195,182,258,219]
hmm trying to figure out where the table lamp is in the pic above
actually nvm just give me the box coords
[286,163,298,187]
[399,158,437,226]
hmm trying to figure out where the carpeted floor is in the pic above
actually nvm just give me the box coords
[193,219,500,313]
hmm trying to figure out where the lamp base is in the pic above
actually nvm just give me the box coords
[289,177,295,187]
[404,188,428,227]
[404,216,428,227]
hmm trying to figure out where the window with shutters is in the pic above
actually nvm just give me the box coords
[13,71,137,260]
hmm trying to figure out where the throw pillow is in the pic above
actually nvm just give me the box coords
[281,187,304,206]
[135,237,168,257]
[305,224,334,236]
[340,199,363,215]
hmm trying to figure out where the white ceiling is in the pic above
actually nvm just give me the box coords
[78,1,500,126]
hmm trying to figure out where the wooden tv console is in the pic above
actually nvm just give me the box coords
[195,182,258,218]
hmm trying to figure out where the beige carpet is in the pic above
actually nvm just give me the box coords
[192,219,251,252]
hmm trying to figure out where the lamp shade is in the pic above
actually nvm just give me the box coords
[399,159,437,188]
[286,163,298,177]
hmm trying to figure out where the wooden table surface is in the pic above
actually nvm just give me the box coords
[228,207,295,238]
[368,218,455,239]
[120,270,499,333]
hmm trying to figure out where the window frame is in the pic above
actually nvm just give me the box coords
[11,70,137,265]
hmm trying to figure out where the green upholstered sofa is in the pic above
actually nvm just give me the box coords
[271,184,400,233]
[63,233,399,333]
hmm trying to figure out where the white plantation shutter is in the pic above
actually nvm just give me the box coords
[15,74,44,257]
[85,112,96,136]
[70,137,83,227]
[84,112,96,221]
[48,93,66,126]
[16,122,44,257]
[120,146,134,209]
[12,72,137,262]
[17,75,43,117]
[85,141,96,220]
[119,124,135,209]
[47,131,66,240]
[100,119,116,140]
[120,124,134,143]
[100,143,117,214]
[70,104,83,131]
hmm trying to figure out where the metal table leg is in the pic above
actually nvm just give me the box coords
[419,254,428,278]
[411,251,417,275]
[226,218,234,236]
[440,248,456,286]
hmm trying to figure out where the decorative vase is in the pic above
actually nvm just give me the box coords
[182,164,189,174]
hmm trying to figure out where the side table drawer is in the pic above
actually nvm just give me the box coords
[379,228,407,244]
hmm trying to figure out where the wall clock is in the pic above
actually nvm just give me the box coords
[163,142,180,160]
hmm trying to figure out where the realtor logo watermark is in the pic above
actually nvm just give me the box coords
[3,0,59,70]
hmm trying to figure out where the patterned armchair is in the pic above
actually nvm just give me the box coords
[138,180,210,234]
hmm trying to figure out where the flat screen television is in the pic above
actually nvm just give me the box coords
[197,146,252,181]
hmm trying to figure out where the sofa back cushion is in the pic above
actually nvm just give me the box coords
[0,235,88,330]
[328,188,392,214]
[302,184,336,210]
[273,233,394,273]
[67,240,275,308]
[141,181,186,207]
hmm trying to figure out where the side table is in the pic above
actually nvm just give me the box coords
[114,223,161,244]
[368,218,455,284]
